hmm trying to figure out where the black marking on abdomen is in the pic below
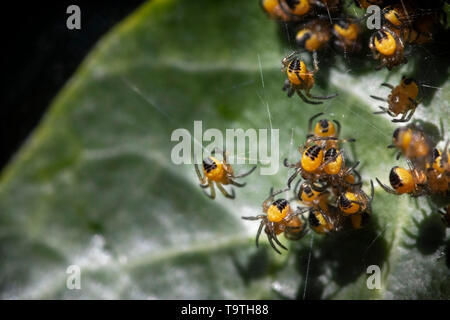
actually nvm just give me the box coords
[339,195,351,208]
[375,30,388,41]
[297,32,311,47]
[389,167,403,187]
[286,0,300,9]
[306,145,321,160]
[324,148,338,162]
[289,58,301,72]
[273,199,288,211]
[203,157,217,173]
[309,211,320,227]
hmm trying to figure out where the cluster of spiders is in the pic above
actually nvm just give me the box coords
[262,0,446,70]
[242,113,374,253]
[376,123,449,198]
[261,0,362,54]
[365,0,445,70]
[192,1,449,254]
[194,113,374,254]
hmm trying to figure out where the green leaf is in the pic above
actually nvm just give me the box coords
[0,0,449,299]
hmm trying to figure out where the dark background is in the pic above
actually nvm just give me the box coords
[0,1,144,169]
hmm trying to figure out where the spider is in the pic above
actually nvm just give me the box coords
[305,112,355,150]
[281,51,338,105]
[308,204,345,234]
[387,125,433,163]
[296,18,332,52]
[319,147,362,191]
[260,0,291,21]
[376,160,429,197]
[371,76,422,123]
[242,188,308,254]
[194,148,256,200]
[284,137,344,188]
[381,3,415,31]
[278,0,338,21]
[369,27,407,70]
[332,17,362,53]
[337,180,374,216]
[293,179,330,209]
[425,143,449,195]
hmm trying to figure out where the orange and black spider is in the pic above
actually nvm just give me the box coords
[371,76,422,123]
[284,137,346,187]
[376,160,429,197]
[337,180,374,216]
[307,204,345,234]
[387,125,434,163]
[332,17,362,53]
[195,148,256,199]
[281,51,338,105]
[296,18,332,52]
[242,188,308,254]
[369,27,407,70]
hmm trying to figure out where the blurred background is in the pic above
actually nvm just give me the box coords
[1,0,144,169]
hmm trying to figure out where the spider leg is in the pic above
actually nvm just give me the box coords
[373,106,388,114]
[403,108,416,122]
[386,110,397,117]
[216,183,235,199]
[352,168,362,185]
[203,182,216,199]
[369,179,375,202]
[287,168,301,189]
[284,158,298,168]
[287,87,295,98]
[395,152,402,160]
[199,183,209,189]
[294,179,303,198]
[343,161,360,176]
[297,90,323,105]
[381,82,394,89]
[333,119,341,138]
[267,235,282,254]
[376,178,398,195]
[194,163,207,184]
[308,112,324,132]
[306,92,338,100]
[233,165,257,178]
[271,232,288,251]
[392,111,410,123]
[295,206,310,217]
[242,215,265,221]
[370,95,388,102]
[255,220,264,248]
[282,79,290,91]
[229,179,246,187]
